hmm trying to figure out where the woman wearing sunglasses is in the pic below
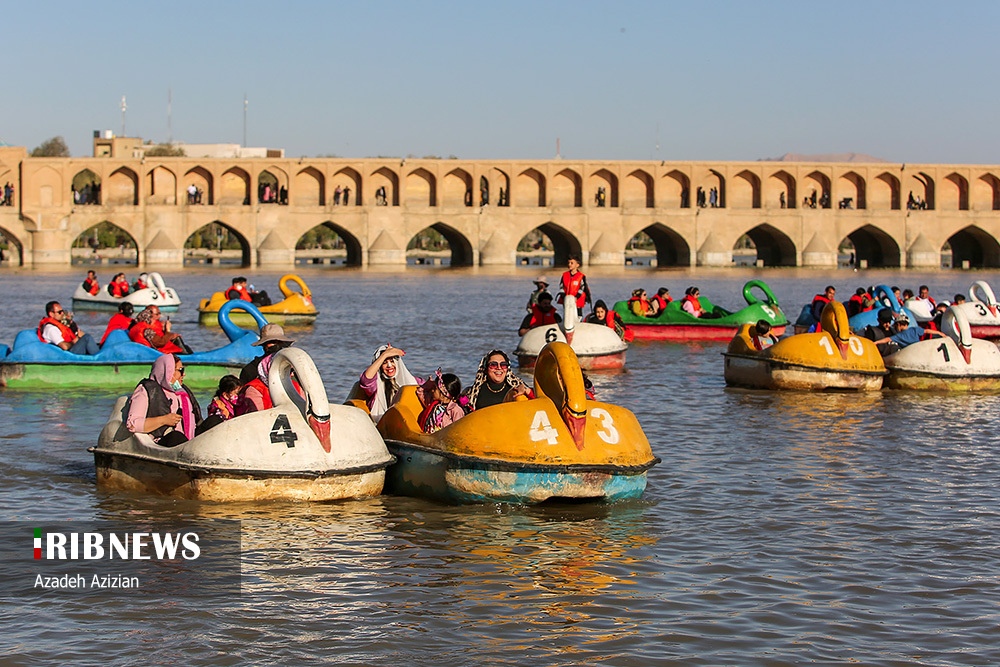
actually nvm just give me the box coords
[462,349,532,412]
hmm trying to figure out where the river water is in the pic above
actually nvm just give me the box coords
[2,266,999,666]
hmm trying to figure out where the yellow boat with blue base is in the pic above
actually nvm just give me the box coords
[372,342,659,504]
[198,274,317,326]
[723,301,886,390]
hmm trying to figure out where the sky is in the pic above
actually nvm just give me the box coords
[4,1,1000,164]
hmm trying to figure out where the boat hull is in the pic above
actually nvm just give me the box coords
[93,451,386,501]
[0,361,241,388]
[385,441,648,504]
[883,371,1000,391]
[517,349,626,370]
[723,354,884,391]
[73,297,180,313]
[630,323,786,341]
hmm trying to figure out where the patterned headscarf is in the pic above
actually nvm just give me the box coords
[136,307,155,324]
[462,349,523,410]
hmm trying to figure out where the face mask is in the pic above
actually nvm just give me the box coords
[170,380,183,391]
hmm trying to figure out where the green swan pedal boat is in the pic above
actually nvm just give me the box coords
[612,280,788,341]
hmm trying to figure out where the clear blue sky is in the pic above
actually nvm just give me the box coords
[5,1,999,163]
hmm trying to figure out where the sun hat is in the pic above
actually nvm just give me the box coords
[252,323,294,347]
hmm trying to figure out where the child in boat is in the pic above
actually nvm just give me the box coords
[209,375,243,420]
[417,370,464,434]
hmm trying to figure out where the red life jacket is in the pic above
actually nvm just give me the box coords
[82,278,99,295]
[241,378,273,410]
[100,314,134,345]
[529,304,559,329]
[628,296,651,316]
[652,294,670,311]
[38,317,74,343]
[129,320,182,353]
[812,294,831,306]
[226,285,252,301]
[109,281,129,298]
[682,294,702,314]
[561,270,587,308]
[129,321,153,347]
[604,309,635,342]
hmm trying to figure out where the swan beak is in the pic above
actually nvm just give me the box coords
[561,405,587,451]
[309,413,332,453]
[990,305,998,318]
[837,339,850,360]
[960,346,973,365]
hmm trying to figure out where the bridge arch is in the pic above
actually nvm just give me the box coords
[663,169,690,208]
[371,167,399,206]
[514,168,545,207]
[406,168,437,207]
[947,225,1000,268]
[107,166,139,206]
[732,170,761,208]
[221,167,251,205]
[803,171,830,208]
[696,169,725,207]
[589,168,618,207]
[332,167,361,206]
[768,170,796,209]
[873,171,900,210]
[71,168,99,206]
[0,226,25,266]
[972,173,1000,211]
[184,221,251,267]
[293,167,325,206]
[737,223,796,266]
[841,224,900,267]
[146,165,176,205]
[443,167,473,207]
[624,169,654,208]
[295,221,363,266]
[839,171,866,209]
[72,221,139,266]
[942,172,969,211]
[184,166,213,205]
[905,172,935,209]
[407,222,473,267]
[629,223,690,267]
[552,169,582,207]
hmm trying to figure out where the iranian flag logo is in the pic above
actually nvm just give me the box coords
[34,528,41,559]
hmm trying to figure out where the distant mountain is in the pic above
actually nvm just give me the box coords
[758,152,888,163]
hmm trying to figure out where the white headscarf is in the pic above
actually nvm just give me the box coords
[368,344,418,421]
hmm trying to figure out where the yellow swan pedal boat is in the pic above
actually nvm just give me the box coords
[723,301,886,390]
[198,274,318,326]
[375,342,659,504]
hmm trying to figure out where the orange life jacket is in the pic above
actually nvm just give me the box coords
[528,304,559,329]
[100,313,134,345]
[129,321,153,347]
[109,281,130,298]
[652,294,670,311]
[604,309,635,342]
[628,296,651,316]
[38,316,74,343]
[561,270,587,308]
[682,294,702,314]
[82,278,99,296]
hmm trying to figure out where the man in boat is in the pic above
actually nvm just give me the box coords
[225,276,271,307]
[38,301,100,355]
[239,323,295,412]
[100,302,135,345]
[913,285,937,312]
[519,292,562,336]
[130,305,192,354]
[862,308,925,356]
[847,287,876,317]
[132,272,149,292]
[525,276,549,313]
[557,255,591,315]
[81,270,99,295]
[810,286,836,322]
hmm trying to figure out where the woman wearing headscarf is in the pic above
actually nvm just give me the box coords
[124,353,201,447]
[462,349,531,412]
[360,344,419,421]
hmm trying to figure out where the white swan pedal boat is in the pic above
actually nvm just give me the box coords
[883,306,1000,391]
[90,348,394,501]
[515,296,627,370]
[73,272,182,312]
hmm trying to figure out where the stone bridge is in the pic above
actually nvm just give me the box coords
[1,146,999,269]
